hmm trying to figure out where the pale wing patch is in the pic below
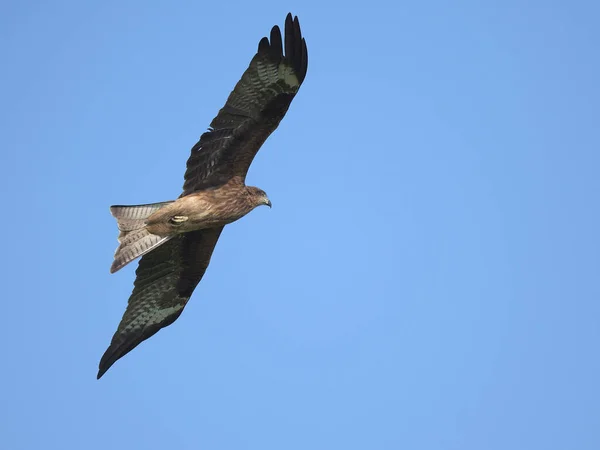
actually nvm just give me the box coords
[278,63,299,88]
[148,304,185,328]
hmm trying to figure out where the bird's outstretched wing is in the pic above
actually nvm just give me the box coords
[182,13,308,195]
[98,228,223,379]
[98,13,307,378]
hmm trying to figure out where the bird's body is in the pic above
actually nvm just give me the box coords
[145,179,270,237]
[98,13,308,379]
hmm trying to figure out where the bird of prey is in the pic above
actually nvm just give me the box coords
[98,13,308,379]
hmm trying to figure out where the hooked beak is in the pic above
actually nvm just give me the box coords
[265,198,272,208]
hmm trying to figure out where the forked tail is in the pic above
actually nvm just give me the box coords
[109,202,174,273]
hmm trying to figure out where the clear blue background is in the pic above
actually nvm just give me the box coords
[1,1,598,448]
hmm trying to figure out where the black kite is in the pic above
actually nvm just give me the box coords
[98,13,308,379]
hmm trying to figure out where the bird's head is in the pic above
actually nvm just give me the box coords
[247,186,272,208]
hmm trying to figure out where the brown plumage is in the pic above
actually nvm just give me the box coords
[98,13,308,379]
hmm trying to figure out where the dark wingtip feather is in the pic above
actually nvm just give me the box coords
[97,339,133,379]
[301,37,308,82]
[270,25,283,56]
[293,17,302,74]
[281,13,308,85]
[97,348,116,379]
[284,14,295,64]
[258,36,270,53]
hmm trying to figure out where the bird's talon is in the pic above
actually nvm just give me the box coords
[170,215,188,224]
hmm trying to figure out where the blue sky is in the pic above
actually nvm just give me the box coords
[1,0,599,448]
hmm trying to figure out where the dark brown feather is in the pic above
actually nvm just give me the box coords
[270,25,283,56]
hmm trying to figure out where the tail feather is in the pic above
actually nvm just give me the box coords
[110,202,173,231]
[109,202,174,274]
